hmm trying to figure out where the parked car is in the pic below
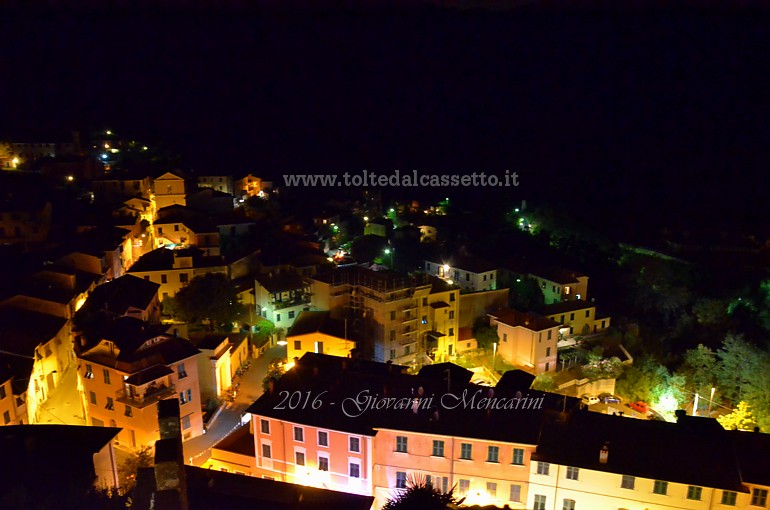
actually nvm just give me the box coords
[627,401,650,414]
[581,394,600,406]
[599,393,621,404]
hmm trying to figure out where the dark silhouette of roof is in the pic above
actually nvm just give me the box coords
[728,429,770,487]
[489,308,560,331]
[0,308,68,356]
[543,299,596,315]
[287,311,346,338]
[128,247,225,272]
[79,274,159,316]
[256,272,307,294]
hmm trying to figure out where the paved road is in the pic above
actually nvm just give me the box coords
[37,365,87,425]
[183,344,286,465]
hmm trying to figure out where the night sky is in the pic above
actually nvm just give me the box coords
[3,3,770,236]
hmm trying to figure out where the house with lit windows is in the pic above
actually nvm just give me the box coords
[255,271,314,331]
[286,311,354,360]
[542,300,611,341]
[424,255,498,292]
[127,247,227,301]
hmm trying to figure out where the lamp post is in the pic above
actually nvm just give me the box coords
[708,386,716,415]
[492,342,498,372]
[384,248,394,269]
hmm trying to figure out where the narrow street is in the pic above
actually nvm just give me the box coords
[183,343,286,466]
[36,365,87,426]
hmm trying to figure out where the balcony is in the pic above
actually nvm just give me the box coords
[116,384,176,409]
[272,295,311,311]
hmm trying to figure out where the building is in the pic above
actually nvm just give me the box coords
[197,173,234,195]
[286,311,353,360]
[189,332,249,403]
[235,173,264,198]
[499,261,590,305]
[425,255,498,292]
[186,187,234,215]
[128,247,228,301]
[542,300,611,341]
[75,274,162,324]
[0,357,29,425]
[55,226,134,280]
[153,171,188,210]
[0,425,120,508]
[0,307,75,424]
[76,316,204,448]
[458,287,510,329]
[311,266,460,364]
[255,271,313,331]
[488,309,559,374]
[91,173,152,203]
[0,197,53,249]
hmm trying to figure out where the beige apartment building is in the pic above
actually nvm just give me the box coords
[488,309,559,374]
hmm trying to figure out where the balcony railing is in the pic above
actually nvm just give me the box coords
[272,296,311,310]
[116,384,176,409]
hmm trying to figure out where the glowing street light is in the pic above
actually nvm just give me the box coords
[66,175,74,182]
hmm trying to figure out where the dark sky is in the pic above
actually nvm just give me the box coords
[3,3,770,234]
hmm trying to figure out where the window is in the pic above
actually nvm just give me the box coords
[158,227,163,235]
[485,482,497,497]
[396,471,407,488]
[449,293,456,302]
[509,484,521,502]
[103,369,111,384]
[566,466,579,480]
[460,443,472,460]
[262,443,272,458]
[0,385,7,400]
[751,488,768,506]
[177,363,188,379]
[294,340,302,351]
[390,330,396,342]
[721,491,737,506]
[89,391,97,405]
[621,475,635,489]
[449,327,454,336]
[161,274,167,284]
[512,448,525,465]
[294,427,304,442]
[180,388,192,404]
[536,461,550,475]
[276,313,281,322]
[503,333,508,343]
[390,349,396,360]
[421,315,427,325]
[390,311,396,320]
[349,436,360,452]
[180,273,188,283]
[487,446,499,463]
[260,419,270,434]
[570,312,575,320]
[318,456,329,471]
[85,364,93,378]
[349,462,360,478]
[318,430,328,446]
[295,451,305,466]
[422,298,428,306]
[289,310,295,319]
[449,311,455,319]
[563,499,576,510]
[404,345,411,355]
[687,486,702,501]
[3,410,10,424]
[546,347,551,357]
[174,224,179,231]
[125,406,132,417]
[585,310,590,317]
[653,480,668,495]
[432,440,444,457]
[396,436,408,453]
[534,495,547,510]
[458,479,470,495]
[105,397,114,410]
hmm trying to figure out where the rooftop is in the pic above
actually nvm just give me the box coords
[542,299,596,315]
[0,308,68,356]
[287,311,346,339]
[427,254,498,274]
[489,308,560,332]
[128,247,225,273]
[256,272,308,294]
[78,274,159,316]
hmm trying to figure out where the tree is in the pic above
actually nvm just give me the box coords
[581,354,623,381]
[509,276,545,312]
[382,475,464,510]
[119,446,153,493]
[262,358,287,393]
[531,373,556,392]
[472,317,499,350]
[716,334,764,402]
[678,344,717,395]
[717,401,757,431]
[168,273,245,331]
[616,356,669,403]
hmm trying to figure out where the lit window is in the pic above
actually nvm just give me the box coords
[653,480,668,495]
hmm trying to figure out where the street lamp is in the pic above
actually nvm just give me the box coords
[492,342,497,372]
[708,386,716,415]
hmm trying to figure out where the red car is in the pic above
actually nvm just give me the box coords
[628,401,650,414]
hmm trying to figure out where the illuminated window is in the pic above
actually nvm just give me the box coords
[295,451,305,466]
[565,286,570,295]
[509,484,521,502]
[459,479,470,495]
[562,499,576,510]
[349,436,360,452]
[566,466,579,480]
[349,462,360,478]
[536,462,549,475]
[395,471,407,488]
[318,456,329,471]
[534,495,547,510]
[687,486,702,501]
[396,436,408,453]
[751,489,768,506]
[653,480,668,495]
[621,475,635,489]
[260,419,270,434]
[460,443,472,460]
[512,448,525,465]
[261,443,271,458]
[486,482,497,497]
[487,446,499,463]
[721,491,737,506]
[293,426,304,442]
[432,440,444,457]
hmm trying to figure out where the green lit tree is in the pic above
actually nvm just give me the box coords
[262,358,287,393]
[383,474,464,510]
[531,372,557,392]
[678,344,717,395]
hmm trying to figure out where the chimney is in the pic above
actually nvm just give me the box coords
[675,409,686,422]
[153,399,188,510]
[599,442,609,464]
